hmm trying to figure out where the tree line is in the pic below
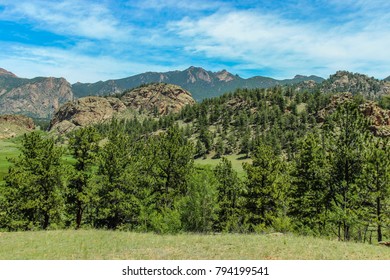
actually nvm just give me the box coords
[0,93,388,243]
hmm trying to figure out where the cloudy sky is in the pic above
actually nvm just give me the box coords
[0,0,389,83]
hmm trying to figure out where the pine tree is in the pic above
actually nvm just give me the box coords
[96,130,136,229]
[67,127,100,229]
[243,143,286,231]
[290,131,331,235]
[151,125,194,208]
[326,101,370,241]
[359,138,390,242]
[4,132,65,230]
[214,157,243,232]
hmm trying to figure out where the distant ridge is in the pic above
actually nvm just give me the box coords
[72,66,325,100]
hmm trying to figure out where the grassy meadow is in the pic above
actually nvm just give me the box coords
[0,230,389,260]
[195,154,251,177]
[0,139,19,183]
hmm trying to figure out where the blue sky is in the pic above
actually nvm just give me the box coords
[0,0,389,83]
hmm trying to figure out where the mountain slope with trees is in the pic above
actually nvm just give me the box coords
[1,84,388,245]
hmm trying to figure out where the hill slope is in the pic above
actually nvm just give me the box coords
[0,115,35,139]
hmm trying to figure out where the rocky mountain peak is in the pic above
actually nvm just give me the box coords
[186,66,211,83]
[216,69,235,82]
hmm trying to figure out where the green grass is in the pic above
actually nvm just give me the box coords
[0,230,388,260]
[195,154,251,177]
[0,139,19,183]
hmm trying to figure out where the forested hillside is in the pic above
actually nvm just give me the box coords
[0,85,389,245]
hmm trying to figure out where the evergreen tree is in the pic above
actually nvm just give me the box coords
[326,101,370,241]
[96,131,136,229]
[195,139,206,159]
[243,143,287,232]
[359,138,390,242]
[214,137,225,159]
[67,127,100,229]
[214,157,243,232]
[151,125,194,208]
[4,132,65,230]
[290,131,331,235]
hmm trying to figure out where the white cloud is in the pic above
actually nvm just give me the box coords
[169,9,390,79]
[129,0,223,12]
[1,0,131,41]
[1,0,390,82]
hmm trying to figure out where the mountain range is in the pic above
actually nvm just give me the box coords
[72,66,325,100]
[1,66,389,119]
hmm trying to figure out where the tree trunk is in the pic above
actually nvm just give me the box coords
[43,212,50,230]
[76,202,83,229]
[377,197,382,242]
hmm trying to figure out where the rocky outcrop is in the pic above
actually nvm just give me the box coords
[317,93,353,122]
[49,96,126,134]
[320,71,389,99]
[359,101,390,136]
[48,83,195,134]
[0,114,35,139]
[0,77,73,118]
[317,93,390,137]
[120,83,195,115]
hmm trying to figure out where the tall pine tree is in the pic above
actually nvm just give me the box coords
[67,127,100,229]
[4,132,65,230]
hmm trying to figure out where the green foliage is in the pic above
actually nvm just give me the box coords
[325,101,371,241]
[289,131,331,235]
[95,130,137,229]
[179,167,218,233]
[378,95,390,109]
[149,125,194,208]
[358,138,390,242]
[214,157,244,232]
[243,143,289,232]
[149,206,182,234]
[3,132,65,230]
[1,83,389,245]
[67,127,100,229]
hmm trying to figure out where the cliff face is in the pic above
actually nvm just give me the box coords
[0,77,73,119]
[49,96,126,134]
[120,83,195,115]
[48,83,195,134]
